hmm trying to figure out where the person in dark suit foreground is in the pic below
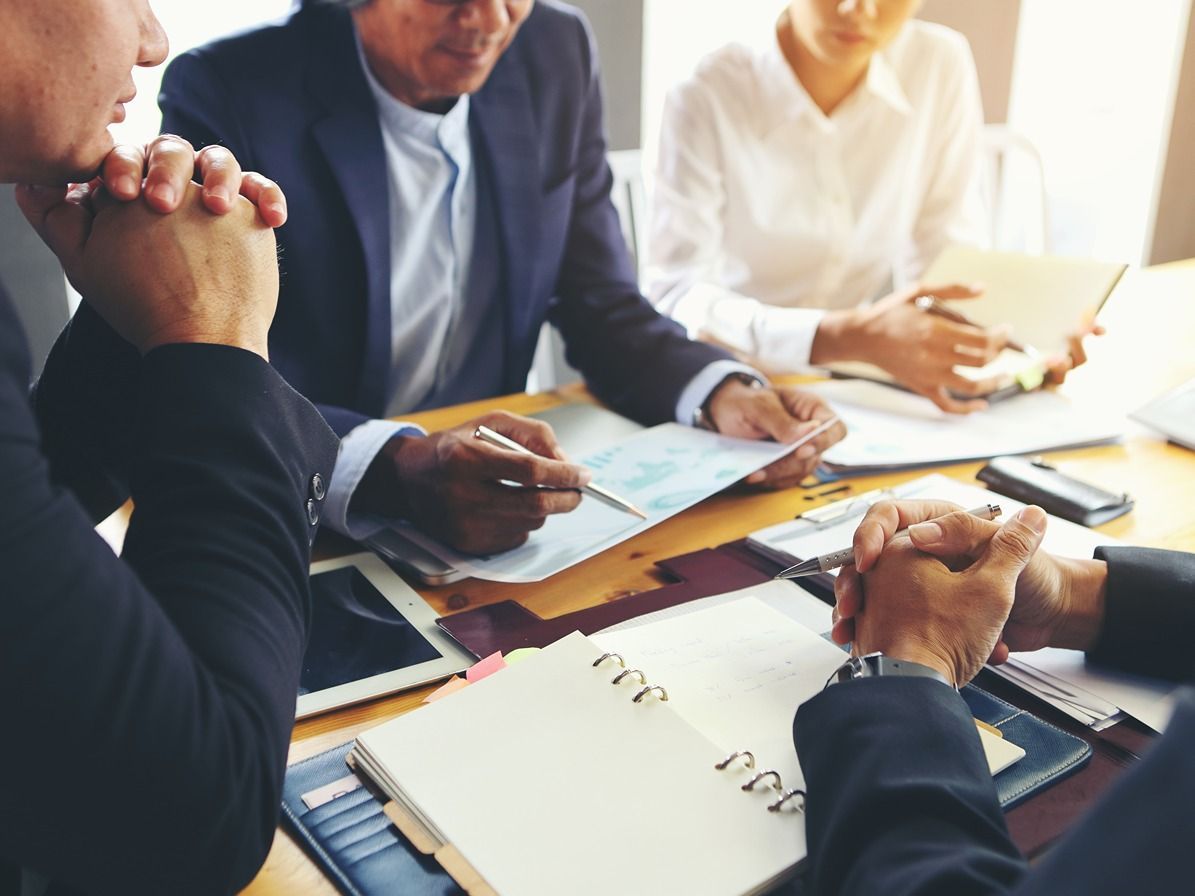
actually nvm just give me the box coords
[157,0,847,556]
[794,498,1193,895]
[0,1,338,892]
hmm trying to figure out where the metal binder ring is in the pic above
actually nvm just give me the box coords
[741,770,783,793]
[768,789,807,813]
[714,751,757,771]
[612,668,647,685]
[592,653,626,668]
[632,685,669,703]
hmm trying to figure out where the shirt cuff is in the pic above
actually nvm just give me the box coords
[666,282,828,374]
[675,359,767,426]
[325,418,426,541]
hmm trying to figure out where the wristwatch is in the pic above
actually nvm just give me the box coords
[694,372,765,431]
[825,652,954,690]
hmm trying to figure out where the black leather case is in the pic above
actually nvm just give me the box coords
[977,455,1133,527]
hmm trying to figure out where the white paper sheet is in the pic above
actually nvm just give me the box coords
[399,423,795,582]
[809,380,1121,471]
[1005,648,1178,733]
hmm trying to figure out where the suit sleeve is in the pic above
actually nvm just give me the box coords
[33,301,141,521]
[159,49,371,442]
[5,311,338,894]
[795,679,1195,896]
[794,678,1027,896]
[1086,546,1195,682]
[547,17,733,425]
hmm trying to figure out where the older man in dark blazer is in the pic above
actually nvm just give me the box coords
[797,498,1194,895]
[156,0,847,556]
[0,1,337,892]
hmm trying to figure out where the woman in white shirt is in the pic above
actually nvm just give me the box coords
[649,0,1012,413]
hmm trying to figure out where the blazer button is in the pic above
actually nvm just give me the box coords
[306,499,320,527]
[311,473,326,502]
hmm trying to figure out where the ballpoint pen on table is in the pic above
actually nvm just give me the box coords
[473,424,648,520]
[772,502,1002,579]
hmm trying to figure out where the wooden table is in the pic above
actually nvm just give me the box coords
[243,260,1195,895]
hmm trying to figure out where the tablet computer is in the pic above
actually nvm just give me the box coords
[1131,377,1195,451]
[296,552,473,718]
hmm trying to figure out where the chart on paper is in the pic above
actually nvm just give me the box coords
[396,423,795,583]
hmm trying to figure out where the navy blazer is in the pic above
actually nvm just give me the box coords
[1,286,337,894]
[159,1,730,437]
[793,545,1195,896]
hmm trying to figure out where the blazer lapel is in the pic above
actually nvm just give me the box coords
[470,57,544,388]
[304,10,392,416]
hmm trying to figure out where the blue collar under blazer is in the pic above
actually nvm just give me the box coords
[159,1,731,437]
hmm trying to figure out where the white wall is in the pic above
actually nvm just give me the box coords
[1006,0,1191,263]
[114,1,293,146]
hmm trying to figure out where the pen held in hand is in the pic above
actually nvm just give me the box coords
[772,502,1002,579]
[473,424,647,520]
[914,294,1035,357]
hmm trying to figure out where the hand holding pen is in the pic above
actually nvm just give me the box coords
[774,502,1001,580]
[830,499,1059,684]
[476,411,844,522]
[356,411,595,556]
[474,425,647,519]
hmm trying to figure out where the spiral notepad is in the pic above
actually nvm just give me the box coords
[351,598,850,896]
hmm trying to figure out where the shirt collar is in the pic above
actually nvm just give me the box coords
[354,27,472,157]
[861,51,912,116]
[759,34,912,136]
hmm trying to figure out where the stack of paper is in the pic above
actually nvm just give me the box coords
[808,380,1121,473]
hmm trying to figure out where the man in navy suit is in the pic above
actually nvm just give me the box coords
[793,498,1193,894]
[158,0,847,554]
[0,0,338,891]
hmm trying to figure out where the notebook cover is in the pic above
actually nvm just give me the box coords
[436,544,777,659]
[962,684,1092,809]
[280,742,462,896]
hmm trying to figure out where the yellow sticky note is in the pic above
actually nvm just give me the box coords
[503,647,541,666]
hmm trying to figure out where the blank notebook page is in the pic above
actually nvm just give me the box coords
[592,598,846,790]
[355,631,803,896]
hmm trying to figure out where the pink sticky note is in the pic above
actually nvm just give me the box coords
[465,651,507,683]
[424,675,470,704]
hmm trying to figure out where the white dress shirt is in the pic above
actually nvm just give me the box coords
[647,20,988,375]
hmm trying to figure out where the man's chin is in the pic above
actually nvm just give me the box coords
[52,133,114,185]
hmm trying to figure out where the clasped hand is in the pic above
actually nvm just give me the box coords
[15,135,287,359]
[831,499,1063,687]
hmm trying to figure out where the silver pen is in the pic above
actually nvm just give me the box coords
[473,424,648,520]
[773,503,1002,579]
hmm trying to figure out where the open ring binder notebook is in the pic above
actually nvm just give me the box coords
[283,597,1090,896]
